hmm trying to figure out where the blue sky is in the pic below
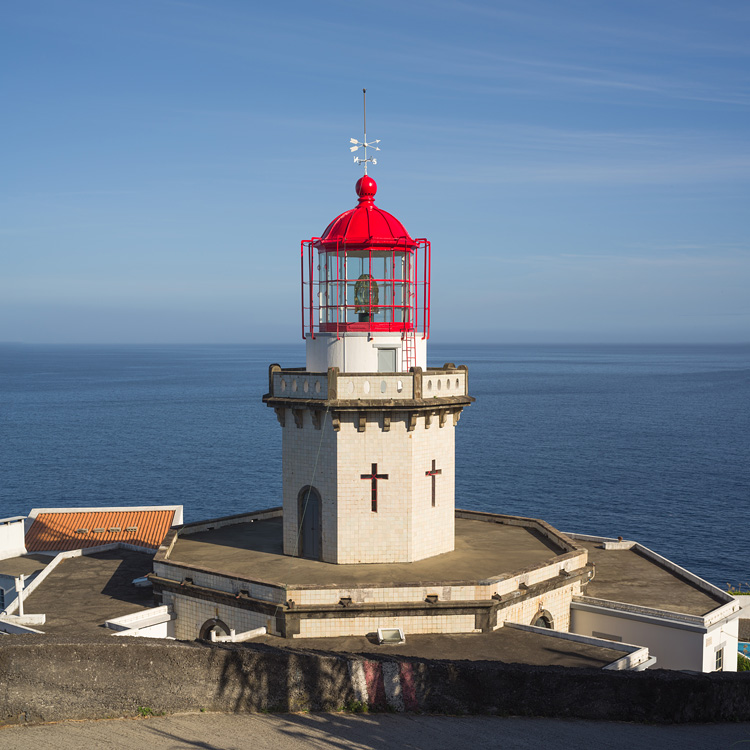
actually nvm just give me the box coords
[2,0,748,344]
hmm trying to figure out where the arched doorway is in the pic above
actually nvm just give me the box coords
[199,617,230,641]
[298,485,322,560]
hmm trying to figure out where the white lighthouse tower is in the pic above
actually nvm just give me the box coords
[264,116,472,564]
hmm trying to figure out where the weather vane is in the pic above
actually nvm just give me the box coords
[350,88,380,175]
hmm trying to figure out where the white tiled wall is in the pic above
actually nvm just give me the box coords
[281,407,459,564]
[281,411,338,558]
[296,613,479,638]
[155,562,286,604]
[288,576,575,608]
[165,591,279,640]
[498,581,583,632]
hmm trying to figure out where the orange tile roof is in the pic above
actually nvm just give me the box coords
[25,510,176,552]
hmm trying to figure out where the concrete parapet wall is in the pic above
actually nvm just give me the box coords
[1,637,750,725]
[0,517,27,561]
[176,508,283,537]
[267,366,469,403]
[566,532,736,615]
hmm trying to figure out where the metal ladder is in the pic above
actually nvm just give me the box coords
[401,330,416,372]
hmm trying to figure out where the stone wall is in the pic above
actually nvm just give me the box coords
[1,636,750,726]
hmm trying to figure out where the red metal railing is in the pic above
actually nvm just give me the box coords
[301,238,431,341]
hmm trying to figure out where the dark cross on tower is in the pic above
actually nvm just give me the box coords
[361,463,388,512]
[425,459,442,507]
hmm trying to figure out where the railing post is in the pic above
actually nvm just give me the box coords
[268,364,281,396]
[327,367,339,400]
[458,364,468,396]
[412,366,423,399]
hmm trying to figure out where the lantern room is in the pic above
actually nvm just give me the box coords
[302,175,431,374]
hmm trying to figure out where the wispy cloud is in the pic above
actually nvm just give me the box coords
[383,117,750,186]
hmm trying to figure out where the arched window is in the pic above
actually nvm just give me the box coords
[297,485,322,561]
[532,610,554,629]
[199,617,230,641]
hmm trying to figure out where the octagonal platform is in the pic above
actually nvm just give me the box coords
[150,509,591,640]
[168,516,565,587]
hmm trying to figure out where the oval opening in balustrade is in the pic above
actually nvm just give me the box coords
[363,380,371,394]
[380,380,387,393]
[292,379,298,392]
[397,380,403,393]
[315,380,321,393]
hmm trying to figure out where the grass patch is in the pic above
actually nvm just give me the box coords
[137,706,165,718]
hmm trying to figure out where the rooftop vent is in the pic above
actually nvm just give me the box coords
[109,527,121,533]
[92,528,105,533]
[75,528,89,534]
[125,526,138,532]
[377,627,405,645]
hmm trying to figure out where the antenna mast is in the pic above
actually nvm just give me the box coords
[350,88,380,175]
[363,88,367,164]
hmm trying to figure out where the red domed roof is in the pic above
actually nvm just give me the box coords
[319,176,415,248]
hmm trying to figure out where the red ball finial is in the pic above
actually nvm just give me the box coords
[355,175,377,202]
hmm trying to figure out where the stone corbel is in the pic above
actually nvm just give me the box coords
[407,412,417,432]
[293,409,304,429]
[453,409,462,426]
[274,407,286,427]
[357,412,367,433]
[383,413,391,432]
[331,412,341,432]
[311,410,322,430]
[439,410,447,428]
[424,412,432,429]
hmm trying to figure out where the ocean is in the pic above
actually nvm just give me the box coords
[1,342,747,588]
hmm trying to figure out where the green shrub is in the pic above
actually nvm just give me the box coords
[738,653,750,672]
[342,699,369,713]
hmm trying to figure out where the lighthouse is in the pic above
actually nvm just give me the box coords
[263,130,473,564]
[147,105,739,666]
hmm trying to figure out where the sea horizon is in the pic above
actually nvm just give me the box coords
[1,342,748,588]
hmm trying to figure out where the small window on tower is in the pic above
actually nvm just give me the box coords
[715,648,724,672]
[377,348,397,373]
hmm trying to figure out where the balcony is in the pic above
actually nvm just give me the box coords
[264,365,470,405]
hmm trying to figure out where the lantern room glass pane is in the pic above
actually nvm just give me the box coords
[318,248,415,328]
[371,255,387,282]
[394,252,407,280]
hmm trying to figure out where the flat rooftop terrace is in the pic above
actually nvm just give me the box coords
[0,553,50,579]
[169,517,567,587]
[581,542,726,617]
[22,550,154,635]
[255,627,625,669]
